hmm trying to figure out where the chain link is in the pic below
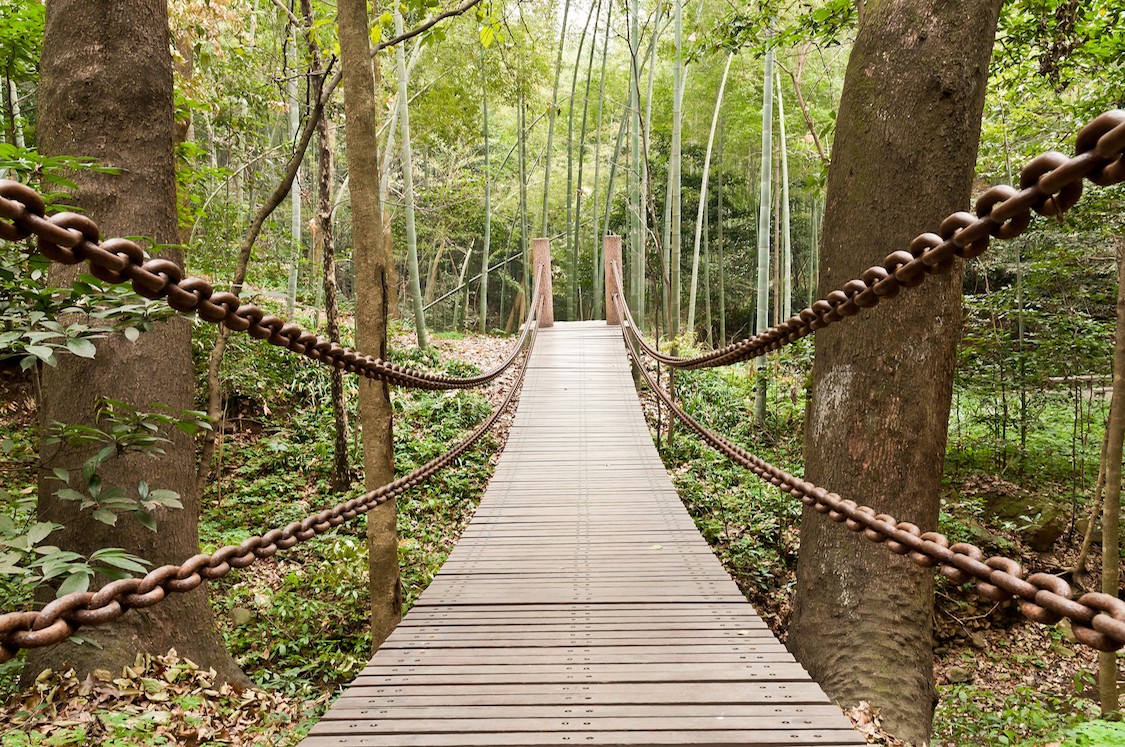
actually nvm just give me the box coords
[627,110,1125,369]
[0,182,544,391]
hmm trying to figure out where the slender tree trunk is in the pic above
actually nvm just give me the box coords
[286,35,302,320]
[198,61,326,488]
[541,0,573,237]
[591,0,612,321]
[687,53,732,333]
[566,0,597,321]
[395,7,428,348]
[479,47,492,333]
[788,2,1002,740]
[601,110,629,260]
[754,43,775,424]
[776,70,792,321]
[1099,240,1125,713]
[379,42,423,207]
[454,244,472,329]
[773,146,781,326]
[642,15,666,335]
[1073,432,1108,584]
[302,0,349,490]
[669,0,683,337]
[703,196,712,347]
[809,196,820,305]
[629,0,642,332]
[26,0,243,685]
[4,74,24,148]
[519,93,530,296]
[573,0,601,323]
[717,119,726,344]
[339,0,400,647]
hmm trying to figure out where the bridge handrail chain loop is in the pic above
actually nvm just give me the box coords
[0,183,545,392]
[616,109,1125,371]
[612,289,1125,652]
[0,267,542,661]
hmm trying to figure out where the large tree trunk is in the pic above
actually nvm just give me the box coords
[788,2,1002,742]
[338,0,401,647]
[26,0,243,685]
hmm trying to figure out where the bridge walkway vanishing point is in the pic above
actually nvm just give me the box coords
[299,322,864,747]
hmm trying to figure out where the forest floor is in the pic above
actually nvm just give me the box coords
[0,329,1121,746]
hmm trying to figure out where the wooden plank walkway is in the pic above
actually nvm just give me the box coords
[300,322,863,746]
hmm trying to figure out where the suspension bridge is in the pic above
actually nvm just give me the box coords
[0,110,1122,746]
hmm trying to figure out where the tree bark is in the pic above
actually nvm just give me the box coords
[776,70,792,322]
[338,0,400,647]
[668,0,683,337]
[394,6,429,349]
[590,0,612,321]
[302,0,349,491]
[540,0,573,237]
[686,53,732,334]
[788,1,1002,741]
[753,43,774,424]
[27,0,243,685]
[479,46,491,333]
[1099,240,1125,712]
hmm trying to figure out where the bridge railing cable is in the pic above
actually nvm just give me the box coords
[0,266,543,662]
[612,289,1125,653]
[0,178,544,391]
[609,109,1125,652]
[622,110,1125,370]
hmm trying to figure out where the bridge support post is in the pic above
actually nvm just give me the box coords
[604,234,622,326]
[532,237,554,328]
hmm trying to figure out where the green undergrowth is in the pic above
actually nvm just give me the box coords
[651,340,811,620]
[643,335,1107,745]
[932,683,1120,746]
[199,318,503,701]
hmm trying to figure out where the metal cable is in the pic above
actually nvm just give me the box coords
[0,183,545,391]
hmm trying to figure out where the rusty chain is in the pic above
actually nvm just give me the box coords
[625,110,1125,369]
[612,292,1125,652]
[0,311,538,662]
[0,180,543,391]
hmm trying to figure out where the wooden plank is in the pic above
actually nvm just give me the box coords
[298,730,865,746]
[296,323,862,747]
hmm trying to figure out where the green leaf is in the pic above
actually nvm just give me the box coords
[24,345,54,363]
[92,509,118,526]
[90,548,149,572]
[52,468,70,483]
[135,511,157,532]
[55,488,86,503]
[124,327,140,343]
[65,338,97,358]
[56,570,91,597]
[26,522,56,546]
[148,489,182,509]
